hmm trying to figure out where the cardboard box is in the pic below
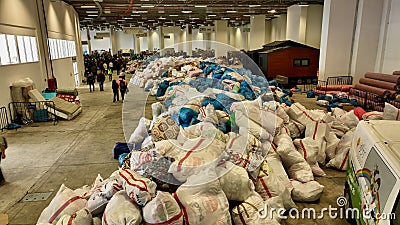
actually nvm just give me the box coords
[0,214,8,225]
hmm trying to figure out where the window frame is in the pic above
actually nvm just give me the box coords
[293,58,310,67]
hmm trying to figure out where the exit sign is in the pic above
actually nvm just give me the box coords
[242,28,250,32]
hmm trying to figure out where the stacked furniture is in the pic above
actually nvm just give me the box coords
[314,76,354,95]
[349,72,400,111]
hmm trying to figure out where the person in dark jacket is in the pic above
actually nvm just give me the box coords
[0,136,8,185]
[97,70,106,91]
[112,80,119,102]
[87,73,95,92]
[117,76,128,101]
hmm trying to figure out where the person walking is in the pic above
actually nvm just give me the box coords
[112,80,119,102]
[87,73,95,92]
[97,70,106,91]
[107,68,113,81]
[108,61,114,73]
[117,76,128,101]
[103,62,108,75]
[0,136,8,185]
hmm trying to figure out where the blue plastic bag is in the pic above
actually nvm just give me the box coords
[307,90,316,98]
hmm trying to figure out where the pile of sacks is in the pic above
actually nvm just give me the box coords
[37,57,373,224]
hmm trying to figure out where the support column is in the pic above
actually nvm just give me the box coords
[215,20,228,57]
[319,0,358,80]
[86,28,92,53]
[186,25,192,56]
[110,29,118,54]
[205,32,211,50]
[249,15,266,50]
[350,0,384,82]
[134,34,141,53]
[147,31,153,51]
[158,26,165,50]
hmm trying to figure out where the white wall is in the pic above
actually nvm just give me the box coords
[150,31,160,50]
[115,31,134,50]
[319,0,358,80]
[89,30,111,51]
[265,20,271,44]
[380,0,400,73]
[164,33,175,48]
[139,37,148,51]
[270,14,287,42]
[350,0,383,82]
[286,6,302,41]
[192,29,205,50]
[0,0,83,107]
[305,5,323,48]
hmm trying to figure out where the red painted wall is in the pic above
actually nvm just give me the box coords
[265,47,319,79]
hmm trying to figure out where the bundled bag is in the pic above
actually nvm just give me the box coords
[286,103,324,126]
[173,169,232,225]
[102,191,142,225]
[168,138,226,182]
[291,180,324,202]
[151,115,180,142]
[143,191,183,225]
[293,138,326,177]
[232,192,281,225]
[255,161,296,210]
[119,169,157,206]
[275,134,314,183]
[55,208,92,225]
[73,185,92,200]
[305,121,330,164]
[265,149,292,191]
[362,111,383,120]
[326,130,354,170]
[129,149,161,175]
[37,184,87,224]
[383,102,400,120]
[87,176,123,215]
[216,162,255,201]
[286,119,305,139]
[325,133,340,160]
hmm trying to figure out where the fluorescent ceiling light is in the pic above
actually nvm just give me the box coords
[243,14,251,17]
[132,14,140,16]
[298,4,309,6]
[123,17,132,19]
[158,10,165,13]
[208,14,217,17]
[141,5,154,8]
[88,14,98,17]
[148,19,155,21]
[118,19,125,21]
[182,10,192,13]
[178,19,185,22]
[169,14,179,16]
[104,10,111,13]
[222,17,230,20]
[133,10,148,13]
[159,17,166,19]
[249,4,261,7]
[226,10,237,13]
[190,17,199,20]
[268,9,277,13]
[195,5,207,8]
[81,5,96,8]
[86,11,98,13]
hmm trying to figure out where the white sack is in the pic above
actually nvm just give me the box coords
[326,130,354,171]
[293,138,326,177]
[56,208,92,225]
[102,191,142,225]
[119,169,157,207]
[383,102,400,120]
[143,191,183,225]
[291,180,324,202]
[128,117,150,145]
[173,169,232,225]
[37,184,87,224]
[217,162,255,201]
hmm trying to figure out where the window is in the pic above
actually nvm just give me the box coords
[0,34,10,65]
[17,36,27,63]
[30,37,38,62]
[24,36,33,62]
[294,58,310,67]
[7,35,19,64]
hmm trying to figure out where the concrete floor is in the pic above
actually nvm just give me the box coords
[0,77,349,225]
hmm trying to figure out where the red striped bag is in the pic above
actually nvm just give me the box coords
[37,184,87,224]
[231,192,281,225]
[143,192,183,225]
[119,169,157,207]
[55,208,92,225]
[102,191,142,225]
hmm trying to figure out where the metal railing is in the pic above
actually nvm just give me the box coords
[0,106,9,131]
[8,101,57,126]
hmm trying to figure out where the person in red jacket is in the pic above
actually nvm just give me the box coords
[117,76,128,101]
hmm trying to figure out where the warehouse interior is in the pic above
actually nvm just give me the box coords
[1,0,400,224]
